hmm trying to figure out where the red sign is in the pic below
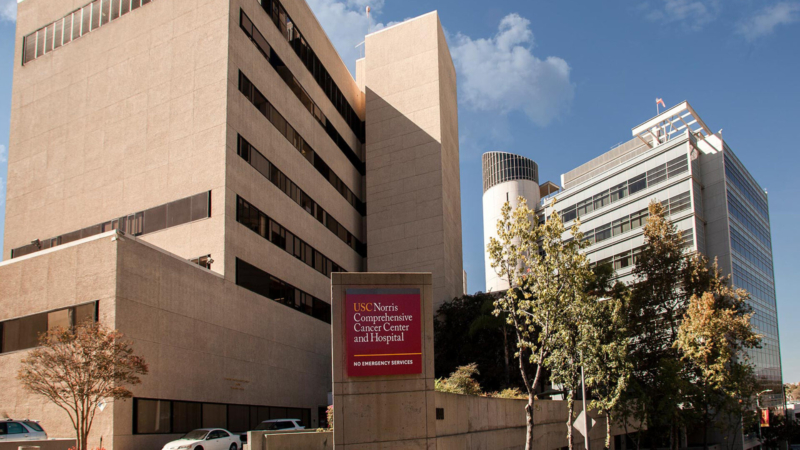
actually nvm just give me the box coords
[760,409,770,427]
[345,288,422,377]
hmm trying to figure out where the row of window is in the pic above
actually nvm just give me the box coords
[733,261,776,309]
[237,196,346,278]
[240,10,364,176]
[11,192,211,259]
[0,302,98,354]
[238,72,364,215]
[481,152,539,193]
[235,258,331,324]
[730,226,774,278]
[591,228,694,272]
[727,190,772,250]
[22,0,155,64]
[134,398,310,434]
[724,155,769,221]
[561,154,689,223]
[256,0,364,144]
[237,135,365,257]
[580,192,691,246]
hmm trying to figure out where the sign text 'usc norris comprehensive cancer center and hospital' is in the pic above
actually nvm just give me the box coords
[345,288,422,377]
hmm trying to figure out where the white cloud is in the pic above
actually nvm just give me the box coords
[737,2,800,41]
[640,0,721,30]
[0,176,5,208]
[450,14,574,127]
[0,144,6,163]
[0,0,15,23]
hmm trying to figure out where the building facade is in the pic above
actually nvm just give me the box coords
[481,151,541,292]
[542,102,782,407]
[0,0,463,448]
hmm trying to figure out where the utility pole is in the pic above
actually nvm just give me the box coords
[581,362,590,450]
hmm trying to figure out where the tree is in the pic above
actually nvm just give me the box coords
[487,198,591,450]
[676,255,762,450]
[626,201,692,449]
[538,212,595,450]
[583,265,633,449]
[17,322,148,450]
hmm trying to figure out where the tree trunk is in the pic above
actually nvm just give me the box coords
[606,412,612,450]
[503,323,511,387]
[526,395,535,450]
[567,391,575,450]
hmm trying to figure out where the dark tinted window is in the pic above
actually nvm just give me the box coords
[202,403,227,429]
[172,402,202,433]
[143,205,167,234]
[7,423,25,434]
[1,302,98,354]
[136,399,171,434]
[167,197,191,227]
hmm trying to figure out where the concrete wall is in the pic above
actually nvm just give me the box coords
[0,233,333,450]
[435,393,624,450]
[0,439,76,450]
[246,430,333,450]
[6,0,230,271]
[0,236,118,449]
[363,12,463,309]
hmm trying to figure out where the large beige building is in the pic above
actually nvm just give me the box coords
[0,0,462,448]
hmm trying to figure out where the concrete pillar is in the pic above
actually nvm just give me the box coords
[331,272,436,449]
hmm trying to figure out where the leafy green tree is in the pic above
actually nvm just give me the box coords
[487,198,592,450]
[583,265,633,449]
[626,201,692,450]
[676,255,762,450]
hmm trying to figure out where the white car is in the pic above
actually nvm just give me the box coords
[0,419,48,441]
[240,419,306,444]
[161,428,240,450]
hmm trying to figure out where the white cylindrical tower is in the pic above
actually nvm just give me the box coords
[482,152,540,293]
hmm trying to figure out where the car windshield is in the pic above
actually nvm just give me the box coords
[181,430,209,440]
[254,422,280,431]
[24,422,44,432]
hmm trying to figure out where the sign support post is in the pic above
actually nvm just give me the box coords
[331,273,436,449]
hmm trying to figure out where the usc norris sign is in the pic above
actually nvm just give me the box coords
[345,288,422,377]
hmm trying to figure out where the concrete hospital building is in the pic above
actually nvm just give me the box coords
[0,0,463,448]
[482,102,783,408]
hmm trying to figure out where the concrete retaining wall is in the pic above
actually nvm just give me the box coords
[435,392,623,450]
[244,430,332,450]
[0,439,76,450]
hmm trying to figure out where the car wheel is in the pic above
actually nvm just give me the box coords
[195,447,204,450]
[229,444,238,450]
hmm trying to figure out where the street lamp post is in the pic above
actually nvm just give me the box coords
[757,389,773,445]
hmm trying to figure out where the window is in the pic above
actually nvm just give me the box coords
[136,399,171,434]
[577,199,593,217]
[134,398,311,435]
[22,0,158,65]
[595,223,612,243]
[236,135,365,257]
[630,210,648,229]
[203,403,227,429]
[236,258,331,324]
[610,182,627,202]
[7,423,25,434]
[593,190,610,210]
[239,10,364,174]
[237,72,365,216]
[612,217,630,237]
[628,173,647,195]
[12,192,211,259]
[0,301,98,354]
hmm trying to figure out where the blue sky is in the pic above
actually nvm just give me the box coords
[0,0,798,381]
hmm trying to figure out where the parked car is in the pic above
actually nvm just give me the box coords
[0,419,48,442]
[239,419,306,444]
[161,428,240,450]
